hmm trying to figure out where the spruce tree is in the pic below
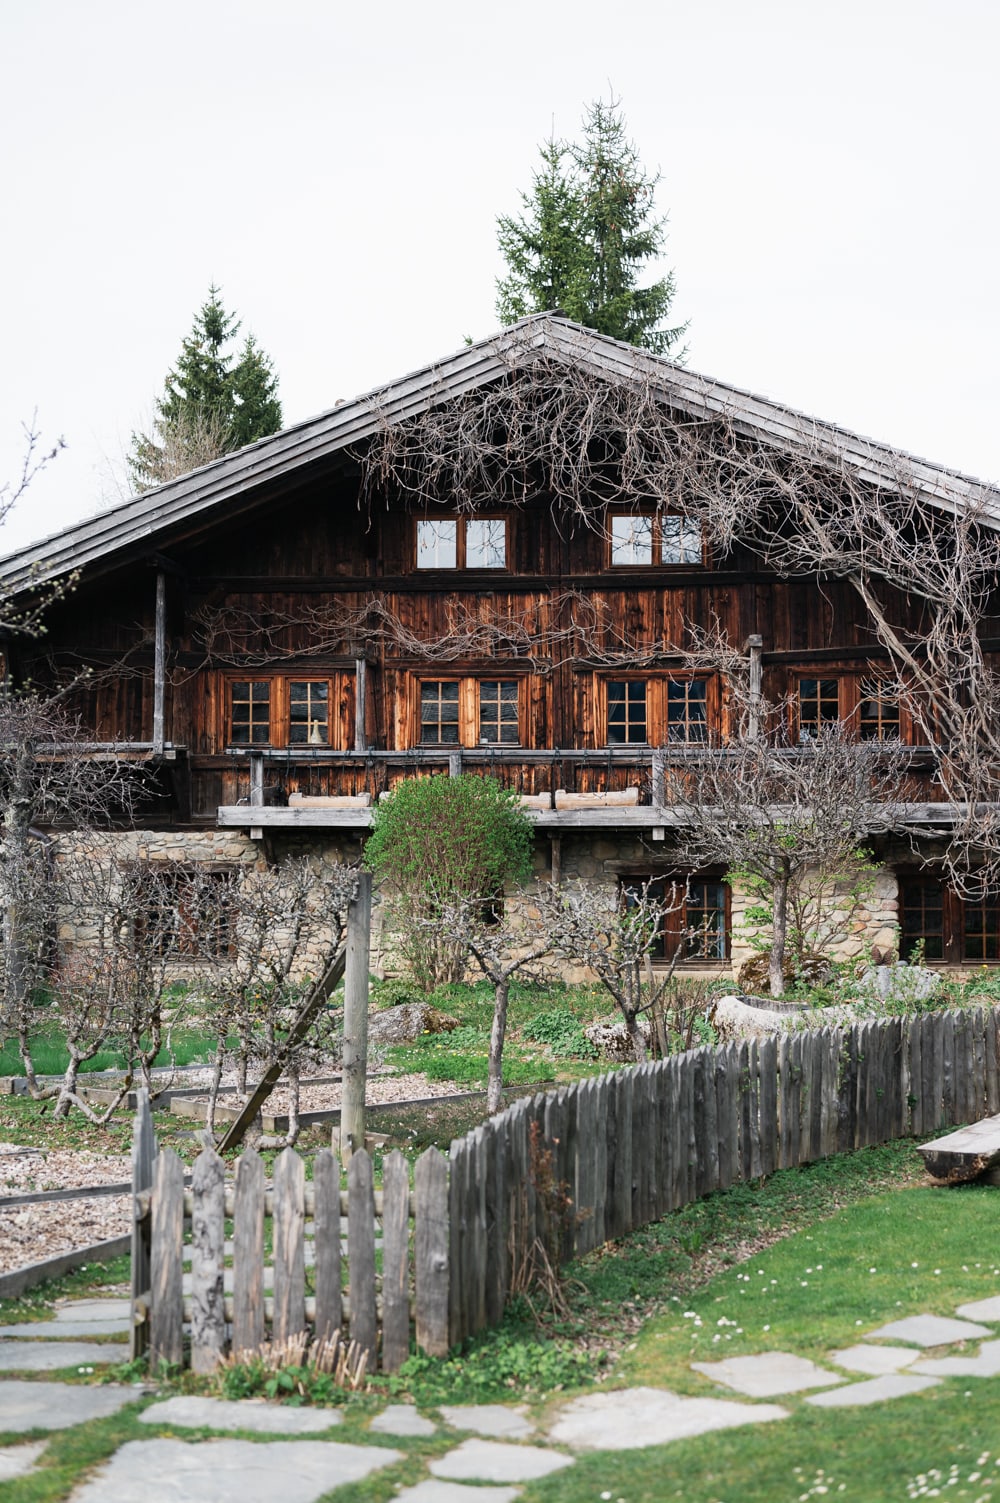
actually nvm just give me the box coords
[496,98,686,357]
[129,287,282,492]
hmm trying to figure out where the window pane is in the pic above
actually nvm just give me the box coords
[963,895,1000,962]
[416,519,457,569]
[661,515,703,565]
[421,681,460,744]
[607,681,647,744]
[466,518,506,569]
[798,678,840,741]
[610,515,653,566]
[479,680,519,744]
[230,680,270,745]
[666,679,708,742]
[288,681,329,744]
[859,680,900,740]
[684,879,728,960]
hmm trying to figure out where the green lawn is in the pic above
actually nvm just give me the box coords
[0,1027,218,1079]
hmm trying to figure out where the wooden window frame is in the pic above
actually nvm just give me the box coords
[414,514,509,571]
[224,674,350,750]
[607,509,705,569]
[601,674,717,747]
[791,673,910,744]
[415,675,525,748]
[136,864,235,962]
[606,678,649,745]
[899,873,1000,965]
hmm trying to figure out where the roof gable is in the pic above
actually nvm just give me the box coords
[1,314,995,593]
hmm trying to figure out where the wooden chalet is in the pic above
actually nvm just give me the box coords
[3,313,999,974]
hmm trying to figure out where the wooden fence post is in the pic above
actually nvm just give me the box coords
[149,1147,184,1370]
[233,1148,265,1355]
[415,1146,450,1357]
[312,1148,342,1345]
[272,1148,306,1344]
[348,1148,377,1367]
[130,1087,156,1362]
[381,1149,411,1373]
[340,871,372,1163]
[190,1141,226,1374]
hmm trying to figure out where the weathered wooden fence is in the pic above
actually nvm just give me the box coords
[131,1109,450,1372]
[132,1007,1000,1367]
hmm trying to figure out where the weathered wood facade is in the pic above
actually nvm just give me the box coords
[3,315,998,971]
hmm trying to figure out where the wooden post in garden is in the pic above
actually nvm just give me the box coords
[130,1087,156,1362]
[340,870,372,1163]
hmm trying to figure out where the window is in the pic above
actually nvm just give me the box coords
[225,675,350,749]
[288,681,329,745]
[607,680,648,744]
[666,678,708,742]
[899,876,1000,963]
[478,680,519,745]
[420,681,460,744]
[416,516,507,570]
[418,678,523,747]
[230,681,271,745]
[621,875,730,963]
[139,867,233,961]
[858,680,900,740]
[797,677,840,741]
[609,512,703,567]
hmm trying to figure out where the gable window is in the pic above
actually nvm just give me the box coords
[666,678,708,742]
[416,516,507,570]
[899,875,1000,963]
[607,680,648,744]
[609,512,703,567]
[420,681,460,744]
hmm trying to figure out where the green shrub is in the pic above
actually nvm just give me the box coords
[522,1007,597,1059]
[393,1320,598,1403]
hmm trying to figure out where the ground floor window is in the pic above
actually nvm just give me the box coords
[138,866,234,960]
[899,875,1000,963]
[621,875,730,962]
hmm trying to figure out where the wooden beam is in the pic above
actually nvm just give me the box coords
[152,570,166,758]
[745,633,763,741]
[354,658,368,753]
[340,873,372,1162]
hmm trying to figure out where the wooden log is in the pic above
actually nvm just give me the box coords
[485,1120,506,1322]
[272,1147,306,1344]
[758,1036,778,1178]
[232,1148,265,1355]
[130,1087,157,1362]
[941,1011,957,1127]
[917,1112,1000,1184]
[632,1065,649,1224]
[748,1040,763,1179]
[312,1149,341,1345]
[467,1126,488,1338]
[682,1049,697,1206]
[973,1008,987,1124]
[908,1016,923,1137]
[347,1148,377,1367]
[778,1035,793,1169]
[738,1040,754,1182]
[819,1030,839,1160]
[807,1031,824,1162]
[613,1069,634,1236]
[448,1137,467,1349]
[381,1150,410,1373]
[575,1075,598,1251]
[931,1011,947,1131]
[987,1008,1000,1117]
[659,1057,678,1212]
[190,1143,226,1374]
[591,1077,608,1248]
[692,1050,709,1198]
[149,1147,184,1370]
[837,1026,858,1153]
[415,1147,450,1357]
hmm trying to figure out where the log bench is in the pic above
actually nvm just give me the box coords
[917,1113,1000,1184]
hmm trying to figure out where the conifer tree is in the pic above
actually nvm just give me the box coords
[496,97,686,357]
[129,287,282,491]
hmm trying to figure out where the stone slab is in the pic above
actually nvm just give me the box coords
[0,1319,131,1338]
[0,1440,46,1480]
[911,1340,1000,1378]
[0,1340,129,1372]
[546,1387,788,1452]
[439,1404,534,1438]
[430,1439,573,1483]
[396,1484,521,1503]
[956,1296,1000,1322]
[692,1352,841,1398]
[829,1344,920,1375]
[55,1299,132,1322]
[806,1374,940,1407]
[369,1404,437,1437]
[867,1314,991,1346]
[69,1437,402,1503]
[0,1380,135,1432]
[140,1396,343,1433]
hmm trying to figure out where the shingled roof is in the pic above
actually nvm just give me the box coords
[1,314,995,593]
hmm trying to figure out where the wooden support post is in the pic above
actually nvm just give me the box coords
[130,1087,156,1362]
[651,749,665,808]
[354,657,367,753]
[250,752,263,841]
[745,633,763,741]
[340,871,372,1163]
[550,834,562,887]
[152,570,166,758]
[448,750,463,778]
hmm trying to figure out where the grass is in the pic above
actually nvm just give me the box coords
[0,1026,218,1079]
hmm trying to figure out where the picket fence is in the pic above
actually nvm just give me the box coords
[131,1006,1000,1367]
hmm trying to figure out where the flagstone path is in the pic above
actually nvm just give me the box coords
[1,1286,1000,1500]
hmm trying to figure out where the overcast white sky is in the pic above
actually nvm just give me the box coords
[1,0,997,555]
